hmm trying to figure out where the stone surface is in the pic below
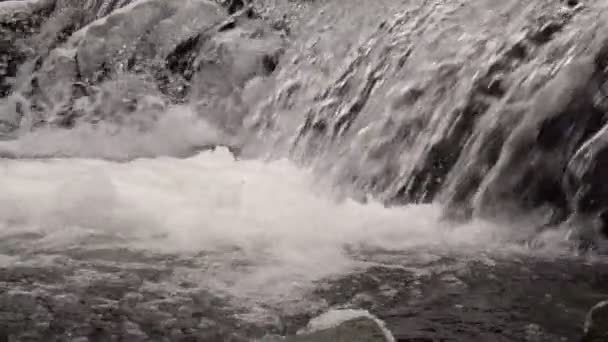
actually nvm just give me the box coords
[282,317,389,342]
[0,0,286,140]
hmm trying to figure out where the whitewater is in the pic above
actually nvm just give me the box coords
[0,110,594,341]
[0,104,551,306]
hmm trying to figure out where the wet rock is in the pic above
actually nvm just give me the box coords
[420,8,608,237]
[582,301,608,342]
[469,52,605,223]
[226,0,245,14]
[0,37,27,98]
[70,0,224,81]
[0,0,54,97]
[0,0,139,99]
[188,21,284,134]
[58,0,138,24]
[282,317,389,342]
[0,0,286,139]
[3,0,224,130]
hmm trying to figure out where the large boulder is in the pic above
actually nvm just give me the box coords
[0,0,285,138]
[69,0,225,81]
[0,0,140,99]
[264,310,394,342]
[188,19,284,134]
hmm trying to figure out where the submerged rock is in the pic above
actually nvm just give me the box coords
[70,0,225,81]
[273,309,395,342]
[270,317,390,342]
[582,301,608,342]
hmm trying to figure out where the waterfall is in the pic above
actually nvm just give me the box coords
[1,0,608,246]
[2,1,608,341]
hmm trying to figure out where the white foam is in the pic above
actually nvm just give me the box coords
[0,104,572,303]
[0,146,534,301]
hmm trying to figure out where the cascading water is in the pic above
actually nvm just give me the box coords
[1,0,608,341]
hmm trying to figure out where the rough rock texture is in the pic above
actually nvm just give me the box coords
[0,0,285,137]
[0,0,55,99]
